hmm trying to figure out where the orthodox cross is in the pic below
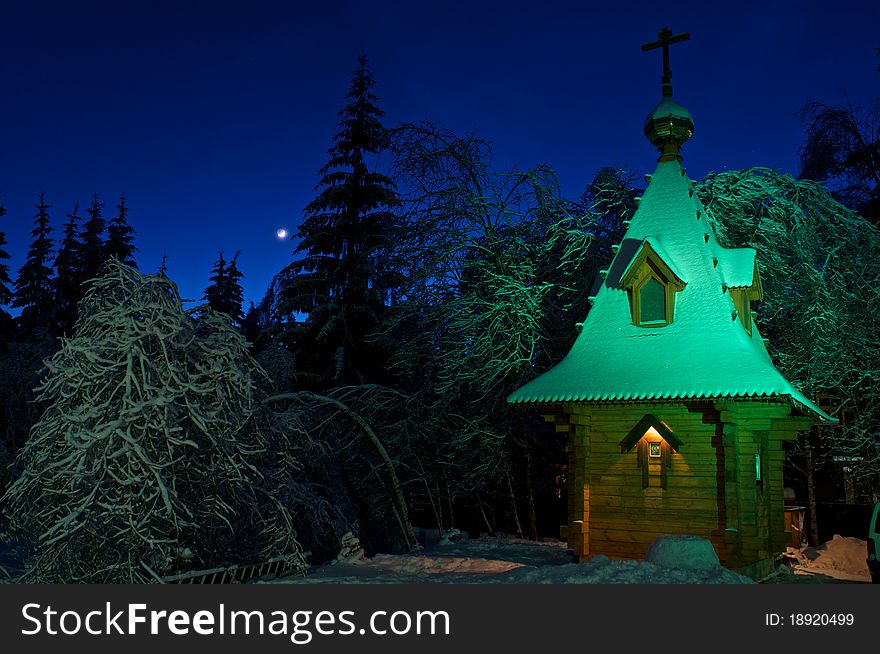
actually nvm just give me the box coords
[641,27,689,96]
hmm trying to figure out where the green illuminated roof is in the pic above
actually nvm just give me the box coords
[620,236,686,286]
[508,159,833,422]
[717,247,759,289]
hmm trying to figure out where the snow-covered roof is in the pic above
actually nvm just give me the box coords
[717,247,759,290]
[620,236,686,286]
[508,159,833,423]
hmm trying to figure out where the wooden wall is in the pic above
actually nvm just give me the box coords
[547,400,811,570]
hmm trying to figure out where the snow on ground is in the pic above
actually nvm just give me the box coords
[2,532,867,584]
[773,535,871,583]
[270,535,755,584]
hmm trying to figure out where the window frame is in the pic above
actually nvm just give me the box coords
[627,259,678,328]
[727,261,763,336]
[619,240,685,329]
[730,287,759,335]
[632,267,675,327]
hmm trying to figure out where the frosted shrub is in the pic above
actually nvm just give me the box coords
[3,261,308,582]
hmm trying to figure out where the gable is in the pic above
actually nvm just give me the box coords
[619,414,682,452]
[620,237,686,290]
[716,248,763,298]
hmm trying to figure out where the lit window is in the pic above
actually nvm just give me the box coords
[755,449,764,492]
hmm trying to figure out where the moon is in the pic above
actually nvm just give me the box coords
[276,228,288,239]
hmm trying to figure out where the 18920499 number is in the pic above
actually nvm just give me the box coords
[790,614,854,626]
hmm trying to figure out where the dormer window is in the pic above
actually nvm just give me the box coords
[619,238,686,328]
[730,289,754,334]
[638,276,667,324]
[720,256,763,336]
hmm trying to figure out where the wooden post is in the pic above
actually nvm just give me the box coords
[720,418,741,567]
[805,436,819,545]
[564,407,591,560]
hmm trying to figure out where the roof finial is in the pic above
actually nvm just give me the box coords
[641,27,689,98]
[641,27,694,160]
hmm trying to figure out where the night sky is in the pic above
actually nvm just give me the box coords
[1,0,877,309]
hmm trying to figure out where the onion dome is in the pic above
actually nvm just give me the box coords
[644,96,694,159]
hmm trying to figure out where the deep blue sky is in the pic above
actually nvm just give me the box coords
[1,0,877,309]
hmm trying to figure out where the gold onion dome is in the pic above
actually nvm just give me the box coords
[644,95,694,158]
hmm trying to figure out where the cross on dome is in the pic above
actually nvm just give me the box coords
[641,27,690,98]
[641,27,694,159]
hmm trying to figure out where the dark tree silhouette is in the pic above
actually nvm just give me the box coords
[157,252,169,277]
[53,202,85,335]
[281,54,398,386]
[104,195,137,266]
[12,193,55,329]
[799,101,880,224]
[80,192,106,281]
[204,250,228,310]
[0,202,13,343]
[239,272,290,352]
[204,250,245,325]
[240,301,262,344]
[224,252,245,325]
[0,203,12,307]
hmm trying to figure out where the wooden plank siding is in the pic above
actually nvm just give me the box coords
[548,400,809,571]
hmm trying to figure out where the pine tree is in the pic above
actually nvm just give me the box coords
[80,191,106,281]
[204,250,227,312]
[203,250,244,324]
[224,251,245,325]
[0,202,13,342]
[0,202,12,307]
[282,54,398,385]
[53,202,85,334]
[13,193,55,329]
[104,195,137,266]
[157,252,169,277]
[240,301,264,345]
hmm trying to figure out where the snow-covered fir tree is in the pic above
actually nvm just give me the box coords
[3,260,311,582]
